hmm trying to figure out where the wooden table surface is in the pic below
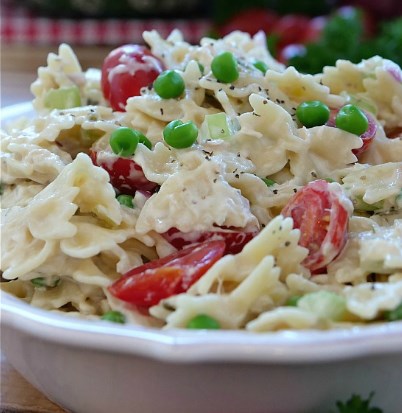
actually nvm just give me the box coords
[1,43,112,412]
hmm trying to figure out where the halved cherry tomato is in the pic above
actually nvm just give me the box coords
[162,227,258,255]
[108,240,226,307]
[353,111,377,156]
[281,180,350,272]
[219,8,279,37]
[101,44,165,111]
[90,135,158,194]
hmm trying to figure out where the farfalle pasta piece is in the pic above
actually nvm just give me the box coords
[340,162,402,211]
[247,307,320,331]
[344,280,402,320]
[31,43,107,111]
[233,94,303,177]
[151,255,283,329]
[190,216,307,295]
[136,151,258,234]
[0,132,71,185]
[266,66,345,108]
[289,125,361,183]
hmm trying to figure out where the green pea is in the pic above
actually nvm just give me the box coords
[117,194,134,208]
[211,52,239,83]
[335,104,369,135]
[110,127,139,157]
[384,302,402,321]
[101,310,126,324]
[261,177,276,187]
[296,100,330,128]
[186,314,220,329]
[163,120,198,149]
[253,60,269,74]
[154,70,185,99]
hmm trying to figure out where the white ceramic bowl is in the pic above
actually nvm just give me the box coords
[2,291,402,413]
[2,103,402,413]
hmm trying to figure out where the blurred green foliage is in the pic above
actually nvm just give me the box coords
[288,10,402,73]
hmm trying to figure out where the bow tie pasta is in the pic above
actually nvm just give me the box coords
[1,29,402,331]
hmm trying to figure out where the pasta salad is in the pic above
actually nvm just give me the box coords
[1,29,402,331]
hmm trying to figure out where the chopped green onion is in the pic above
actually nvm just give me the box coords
[117,194,134,208]
[186,314,220,329]
[211,52,239,83]
[205,112,231,139]
[353,196,384,212]
[154,70,185,99]
[253,60,269,74]
[261,177,276,187]
[197,62,205,75]
[163,120,198,149]
[324,177,335,183]
[31,276,60,288]
[109,127,141,157]
[101,310,126,324]
[384,302,402,321]
[44,86,81,109]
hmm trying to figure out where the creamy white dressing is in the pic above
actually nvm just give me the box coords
[2,30,402,330]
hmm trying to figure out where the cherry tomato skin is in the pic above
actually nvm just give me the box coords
[352,110,377,156]
[219,8,279,37]
[90,149,158,194]
[108,241,226,307]
[101,44,165,111]
[281,180,350,272]
[162,227,258,255]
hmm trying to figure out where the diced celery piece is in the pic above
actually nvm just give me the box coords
[298,291,346,321]
[353,195,384,212]
[206,112,231,140]
[44,86,81,109]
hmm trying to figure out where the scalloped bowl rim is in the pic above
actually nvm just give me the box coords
[2,291,402,364]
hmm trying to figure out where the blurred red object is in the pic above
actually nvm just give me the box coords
[219,8,279,36]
